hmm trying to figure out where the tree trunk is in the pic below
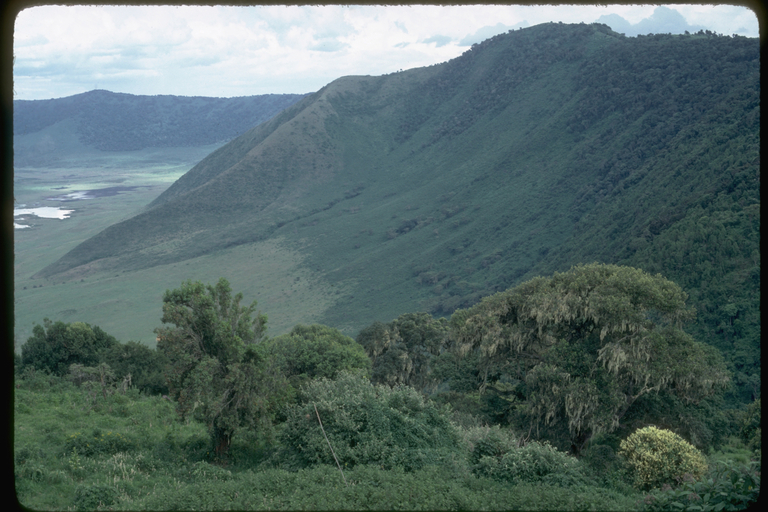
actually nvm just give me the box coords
[213,426,231,459]
[571,430,592,457]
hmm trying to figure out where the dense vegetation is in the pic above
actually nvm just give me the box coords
[15,269,760,510]
[32,24,759,416]
[13,89,306,151]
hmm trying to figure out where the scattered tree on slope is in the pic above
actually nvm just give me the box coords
[155,278,290,457]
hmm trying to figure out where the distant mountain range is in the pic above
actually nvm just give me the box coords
[13,89,307,155]
[30,23,760,404]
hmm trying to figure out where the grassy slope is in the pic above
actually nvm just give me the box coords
[20,26,759,400]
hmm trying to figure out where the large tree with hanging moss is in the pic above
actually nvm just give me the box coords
[449,263,730,454]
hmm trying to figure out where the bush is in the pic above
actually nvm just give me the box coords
[21,319,117,376]
[100,340,169,395]
[15,366,73,392]
[73,483,119,510]
[738,397,761,452]
[620,426,708,490]
[463,424,518,465]
[640,460,760,511]
[63,428,136,457]
[263,324,371,390]
[473,439,585,486]
[278,371,462,471]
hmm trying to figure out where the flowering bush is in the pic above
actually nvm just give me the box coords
[619,426,707,490]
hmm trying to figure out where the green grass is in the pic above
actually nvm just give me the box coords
[14,373,646,511]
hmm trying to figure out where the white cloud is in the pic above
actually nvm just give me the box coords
[13,4,759,101]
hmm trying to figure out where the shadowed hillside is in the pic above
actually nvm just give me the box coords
[36,23,759,402]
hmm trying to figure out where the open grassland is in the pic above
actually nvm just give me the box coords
[15,237,343,349]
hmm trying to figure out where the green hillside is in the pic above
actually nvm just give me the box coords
[35,24,759,404]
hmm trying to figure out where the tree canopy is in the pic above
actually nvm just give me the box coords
[21,319,117,376]
[357,312,449,393]
[155,278,289,456]
[450,263,730,453]
[262,324,371,391]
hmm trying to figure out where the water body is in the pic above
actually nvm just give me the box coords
[46,185,142,201]
[14,206,74,229]
[15,186,143,228]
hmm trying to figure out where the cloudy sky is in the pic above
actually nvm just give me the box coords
[13,3,760,101]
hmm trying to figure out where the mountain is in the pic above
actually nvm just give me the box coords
[13,90,307,165]
[37,23,760,403]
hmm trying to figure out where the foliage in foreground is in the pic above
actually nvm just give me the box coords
[14,369,643,511]
[277,371,462,472]
[640,460,761,512]
[15,269,759,510]
[15,356,760,511]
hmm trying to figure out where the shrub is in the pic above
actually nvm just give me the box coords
[640,460,760,511]
[738,397,761,452]
[73,483,119,510]
[21,319,117,376]
[473,439,585,486]
[15,366,72,392]
[263,324,371,390]
[278,371,461,471]
[463,424,518,465]
[100,340,169,395]
[620,426,708,490]
[63,428,136,457]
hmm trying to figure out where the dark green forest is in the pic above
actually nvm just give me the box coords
[14,269,760,510]
[14,23,760,510]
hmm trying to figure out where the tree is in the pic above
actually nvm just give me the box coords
[21,319,117,376]
[450,263,730,454]
[100,341,169,395]
[262,324,371,390]
[155,278,289,457]
[357,312,449,393]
